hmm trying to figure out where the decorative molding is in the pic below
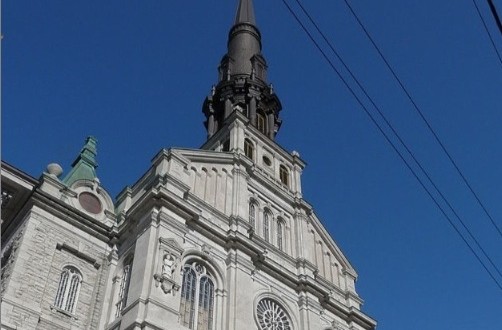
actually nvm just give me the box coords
[158,237,184,255]
[56,243,101,269]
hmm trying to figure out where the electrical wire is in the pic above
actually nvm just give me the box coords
[280,0,502,291]
[471,0,502,66]
[487,0,502,36]
[291,0,502,281]
[342,0,502,239]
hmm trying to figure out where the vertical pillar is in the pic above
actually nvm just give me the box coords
[298,292,311,330]
[249,97,257,125]
[225,249,238,330]
[294,211,307,259]
[267,113,274,139]
[208,114,215,138]
[101,245,118,326]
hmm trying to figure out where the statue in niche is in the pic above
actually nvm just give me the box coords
[161,253,175,278]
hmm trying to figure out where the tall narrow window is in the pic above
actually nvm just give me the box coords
[244,139,254,160]
[264,212,270,243]
[197,276,215,330]
[277,220,284,251]
[222,140,230,152]
[180,261,215,330]
[54,266,82,314]
[116,258,133,317]
[279,165,289,186]
[257,113,266,134]
[249,203,256,229]
[180,267,197,329]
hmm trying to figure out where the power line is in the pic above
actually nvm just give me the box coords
[471,0,502,66]
[487,0,502,35]
[487,0,502,36]
[291,0,502,282]
[280,0,502,291]
[342,0,502,239]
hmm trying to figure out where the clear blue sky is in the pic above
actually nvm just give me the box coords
[3,1,502,329]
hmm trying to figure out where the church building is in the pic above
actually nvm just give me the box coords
[1,1,376,329]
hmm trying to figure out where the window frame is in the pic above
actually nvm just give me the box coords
[249,202,257,229]
[180,261,216,330]
[279,165,289,186]
[244,138,254,160]
[54,266,82,315]
[256,297,292,330]
[277,219,284,251]
[115,257,133,318]
[263,211,271,243]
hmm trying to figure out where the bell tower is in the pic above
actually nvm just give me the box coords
[202,0,282,142]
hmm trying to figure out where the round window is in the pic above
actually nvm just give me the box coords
[79,192,102,214]
[256,298,292,330]
[263,156,272,166]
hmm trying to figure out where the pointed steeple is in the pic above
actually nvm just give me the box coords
[202,0,282,141]
[235,0,256,25]
[63,136,99,186]
[227,0,262,78]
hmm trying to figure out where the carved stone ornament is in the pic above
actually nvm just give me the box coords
[154,237,183,295]
[154,272,180,295]
[154,252,180,295]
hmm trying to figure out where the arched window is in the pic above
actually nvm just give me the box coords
[244,138,254,160]
[180,261,215,330]
[263,212,271,243]
[54,266,82,314]
[279,165,289,186]
[249,203,257,229]
[277,219,284,251]
[116,257,133,317]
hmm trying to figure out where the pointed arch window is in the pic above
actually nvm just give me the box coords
[244,138,254,160]
[277,219,284,251]
[116,257,133,317]
[263,212,271,243]
[249,202,257,229]
[279,165,289,186]
[180,261,215,330]
[54,266,82,314]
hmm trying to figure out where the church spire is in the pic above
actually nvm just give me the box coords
[202,0,282,141]
[234,0,256,25]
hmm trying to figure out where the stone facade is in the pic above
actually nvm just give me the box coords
[1,1,376,329]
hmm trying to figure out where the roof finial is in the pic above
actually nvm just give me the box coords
[235,0,256,25]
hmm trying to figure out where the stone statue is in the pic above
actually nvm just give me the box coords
[161,253,175,278]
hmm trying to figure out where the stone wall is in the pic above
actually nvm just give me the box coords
[1,206,111,330]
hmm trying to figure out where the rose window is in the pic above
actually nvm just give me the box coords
[256,298,292,330]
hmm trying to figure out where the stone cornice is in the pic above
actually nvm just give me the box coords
[32,189,116,243]
[56,242,101,269]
